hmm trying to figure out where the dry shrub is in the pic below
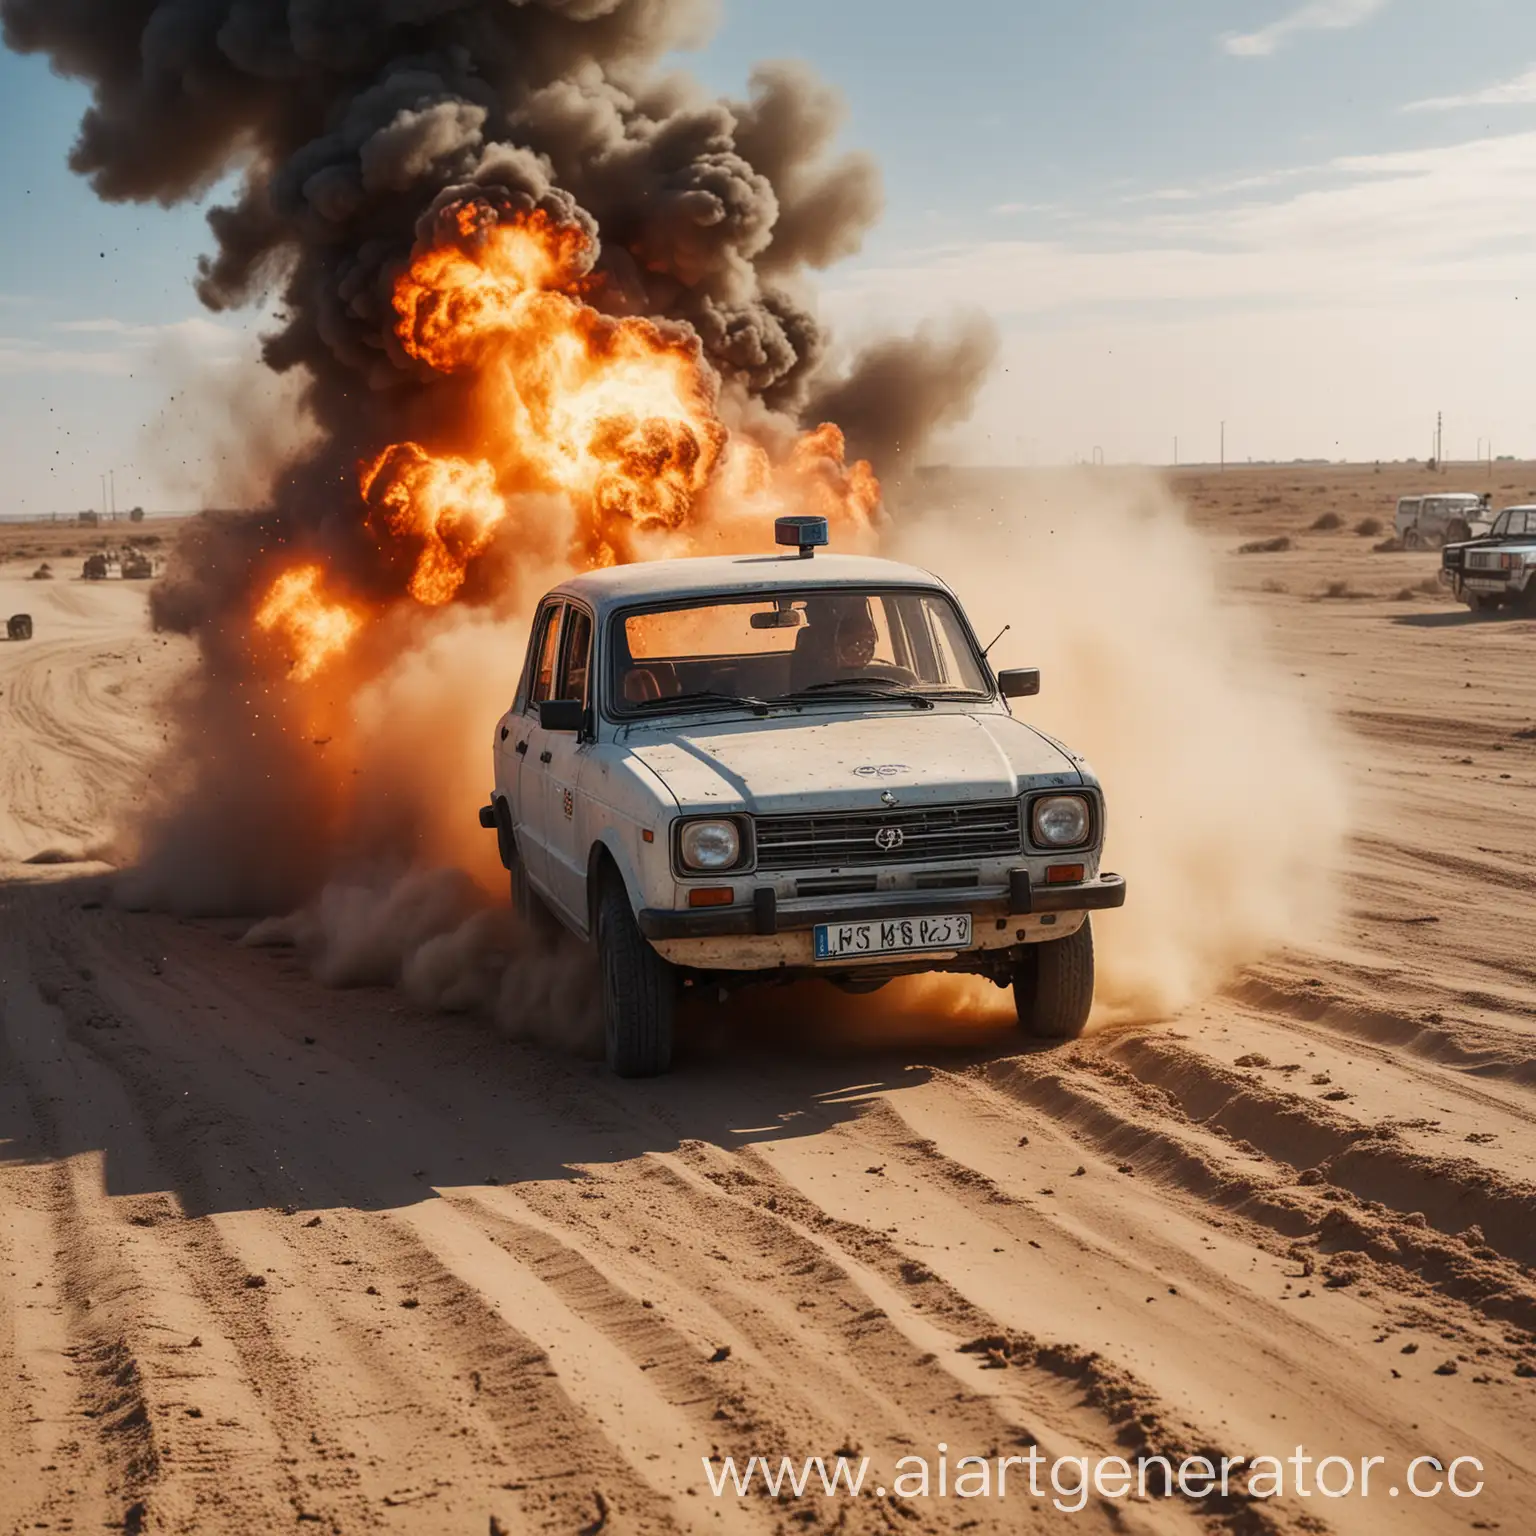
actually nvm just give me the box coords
[1320,580,1365,599]
[1260,578,1288,595]
[1239,535,1292,555]
[1310,511,1344,531]
[1355,517,1383,537]
[1372,536,1402,553]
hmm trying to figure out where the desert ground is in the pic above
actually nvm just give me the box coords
[1,473,1533,1536]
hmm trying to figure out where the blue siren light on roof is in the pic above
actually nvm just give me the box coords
[775,515,830,559]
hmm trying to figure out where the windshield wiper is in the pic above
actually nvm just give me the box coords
[777,679,936,709]
[624,690,772,717]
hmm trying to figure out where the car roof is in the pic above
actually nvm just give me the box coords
[547,551,954,610]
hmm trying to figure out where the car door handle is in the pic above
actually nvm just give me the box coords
[515,740,528,756]
[539,750,553,765]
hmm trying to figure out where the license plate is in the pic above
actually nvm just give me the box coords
[1466,577,1505,591]
[813,913,972,961]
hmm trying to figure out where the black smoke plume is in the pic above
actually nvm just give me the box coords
[3,0,997,913]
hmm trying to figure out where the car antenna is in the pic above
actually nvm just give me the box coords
[981,623,1011,657]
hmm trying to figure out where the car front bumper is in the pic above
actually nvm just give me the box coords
[638,871,1127,942]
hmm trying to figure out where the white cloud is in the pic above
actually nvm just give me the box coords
[824,130,1536,464]
[833,132,1536,321]
[1407,64,1536,112]
[1223,0,1389,58]
[0,315,251,377]
[0,343,133,376]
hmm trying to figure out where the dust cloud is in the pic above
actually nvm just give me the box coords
[891,469,1351,1023]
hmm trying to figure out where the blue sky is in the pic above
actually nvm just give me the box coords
[6,0,1536,511]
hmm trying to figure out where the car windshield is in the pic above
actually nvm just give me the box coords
[608,587,990,716]
[1493,510,1536,537]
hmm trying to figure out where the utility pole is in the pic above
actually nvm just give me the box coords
[1220,421,1226,472]
[109,470,116,520]
[1436,411,1443,469]
[99,473,107,517]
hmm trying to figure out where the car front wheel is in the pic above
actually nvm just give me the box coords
[597,874,676,1078]
[1013,920,1095,1041]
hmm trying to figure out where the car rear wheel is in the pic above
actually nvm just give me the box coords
[1013,920,1095,1041]
[597,874,676,1078]
[1402,528,1421,550]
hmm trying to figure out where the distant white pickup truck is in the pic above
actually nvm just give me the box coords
[481,516,1126,1077]
[1394,493,1491,548]
[1440,505,1536,612]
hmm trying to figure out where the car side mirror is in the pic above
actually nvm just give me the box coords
[539,699,586,732]
[997,668,1041,699]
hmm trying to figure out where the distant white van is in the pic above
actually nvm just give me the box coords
[1393,493,1489,548]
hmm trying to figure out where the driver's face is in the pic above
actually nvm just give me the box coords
[836,621,876,668]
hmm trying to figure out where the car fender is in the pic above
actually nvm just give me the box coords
[574,749,680,937]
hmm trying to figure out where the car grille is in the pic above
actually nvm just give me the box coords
[755,801,1023,872]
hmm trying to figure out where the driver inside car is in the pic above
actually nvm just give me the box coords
[832,604,878,671]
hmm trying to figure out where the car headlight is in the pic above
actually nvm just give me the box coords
[679,819,742,871]
[1032,794,1091,848]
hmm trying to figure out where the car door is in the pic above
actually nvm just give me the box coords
[543,603,595,926]
[508,600,564,891]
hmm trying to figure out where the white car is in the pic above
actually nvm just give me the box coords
[481,516,1127,1076]
[1393,493,1489,548]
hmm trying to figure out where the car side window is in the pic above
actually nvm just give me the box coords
[528,603,563,710]
[557,607,593,704]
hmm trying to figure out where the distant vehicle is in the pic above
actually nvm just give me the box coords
[82,553,110,580]
[482,514,1126,1077]
[1394,493,1489,548]
[122,552,154,580]
[1440,505,1536,613]
[7,614,33,641]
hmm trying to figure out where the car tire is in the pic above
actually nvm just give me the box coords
[596,873,676,1078]
[1402,528,1420,550]
[1013,919,1095,1041]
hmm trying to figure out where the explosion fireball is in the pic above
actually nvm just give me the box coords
[256,202,884,684]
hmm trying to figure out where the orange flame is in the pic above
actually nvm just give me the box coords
[254,565,362,681]
[362,444,507,606]
[393,207,726,566]
[251,202,881,680]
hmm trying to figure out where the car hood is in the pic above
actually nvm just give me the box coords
[628,709,1084,814]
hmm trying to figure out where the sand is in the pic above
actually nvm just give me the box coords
[0,477,1532,1535]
